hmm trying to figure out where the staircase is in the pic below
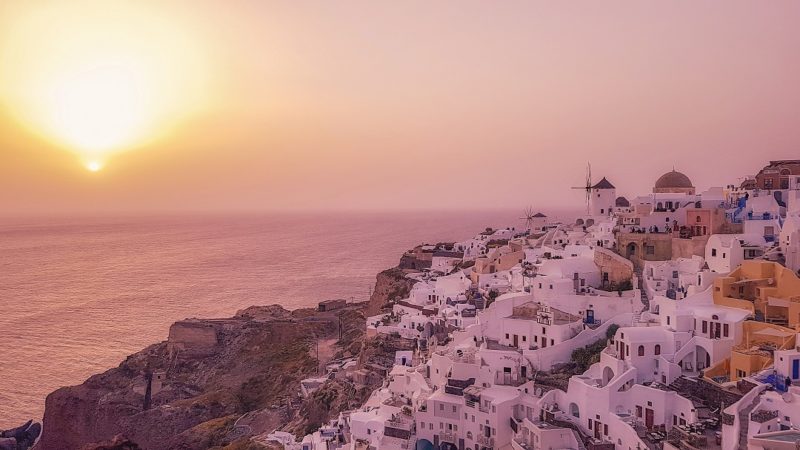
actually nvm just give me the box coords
[736,399,757,450]
[633,266,649,325]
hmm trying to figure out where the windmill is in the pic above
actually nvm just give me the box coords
[520,206,537,231]
[572,162,592,215]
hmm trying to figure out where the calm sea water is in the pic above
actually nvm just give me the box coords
[0,211,547,428]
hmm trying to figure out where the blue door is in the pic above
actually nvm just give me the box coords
[586,310,595,324]
[793,359,799,379]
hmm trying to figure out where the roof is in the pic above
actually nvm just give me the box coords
[710,233,767,248]
[615,196,630,207]
[533,212,547,218]
[617,326,672,342]
[592,177,615,189]
[655,170,694,189]
[480,385,521,404]
[690,305,751,322]
[538,257,598,278]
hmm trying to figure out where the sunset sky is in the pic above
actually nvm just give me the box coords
[1,1,799,214]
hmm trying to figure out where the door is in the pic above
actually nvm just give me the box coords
[594,421,601,439]
[513,334,519,348]
[645,409,654,429]
[793,359,799,379]
[586,310,595,324]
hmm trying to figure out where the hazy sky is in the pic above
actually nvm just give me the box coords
[1,1,799,215]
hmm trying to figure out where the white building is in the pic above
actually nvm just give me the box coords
[780,215,800,273]
[705,234,768,274]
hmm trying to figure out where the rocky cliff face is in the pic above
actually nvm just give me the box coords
[365,267,417,315]
[37,269,417,450]
[37,305,342,450]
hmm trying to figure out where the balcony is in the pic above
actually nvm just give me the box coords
[439,431,457,444]
[478,435,495,447]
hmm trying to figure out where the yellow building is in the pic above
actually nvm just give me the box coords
[706,261,800,382]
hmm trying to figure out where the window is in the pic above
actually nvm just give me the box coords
[672,271,679,278]
[702,321,708,333]
[667,316,671,325]
[723,324,729,337]
[452,405,457,413]
[551,339,555,346]
[604,424,609,435]
[655,344,661,355]
[439,404,444,411]
[646,245,655,255]
[638,345,645,356]
[522,335,527,341]
[711,248,717,257]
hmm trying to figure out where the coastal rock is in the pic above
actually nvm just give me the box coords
[366,267,417,315]
[36,305,343,450]
[37,265,412,449]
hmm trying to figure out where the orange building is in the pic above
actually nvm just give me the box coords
[705,261,800,382]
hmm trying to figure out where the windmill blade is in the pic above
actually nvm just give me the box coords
[588,162,592,188]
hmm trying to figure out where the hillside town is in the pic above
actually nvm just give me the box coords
[275,161,800,450]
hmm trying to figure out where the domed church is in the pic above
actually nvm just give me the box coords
[653,169,695,195]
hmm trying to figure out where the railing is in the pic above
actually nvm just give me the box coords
[750,409,778,423]
[478,435,495,447]
[386,418,413,430]
[439,431,457,444]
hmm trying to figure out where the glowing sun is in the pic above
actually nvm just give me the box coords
[0,1,211,170]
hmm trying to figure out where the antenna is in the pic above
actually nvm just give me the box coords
[571,162,592,215]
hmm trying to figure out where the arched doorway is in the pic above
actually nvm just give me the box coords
[569,402,580,418]
[416,439,434,450]
[626,242,638,259]
[696,346,711,371]
[602,366,615,386]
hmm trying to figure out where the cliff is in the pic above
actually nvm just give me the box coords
[37,269,418,450]
[365,267,417,315]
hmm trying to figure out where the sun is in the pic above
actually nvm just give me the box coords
[48,62,151,156]
[0,1,212,170]
[86,161,103,172]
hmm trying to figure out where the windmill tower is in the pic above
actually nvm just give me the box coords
[573,163,615,217]
[520,206,547,233]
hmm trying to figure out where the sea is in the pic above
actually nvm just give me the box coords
[0,210,578,428]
